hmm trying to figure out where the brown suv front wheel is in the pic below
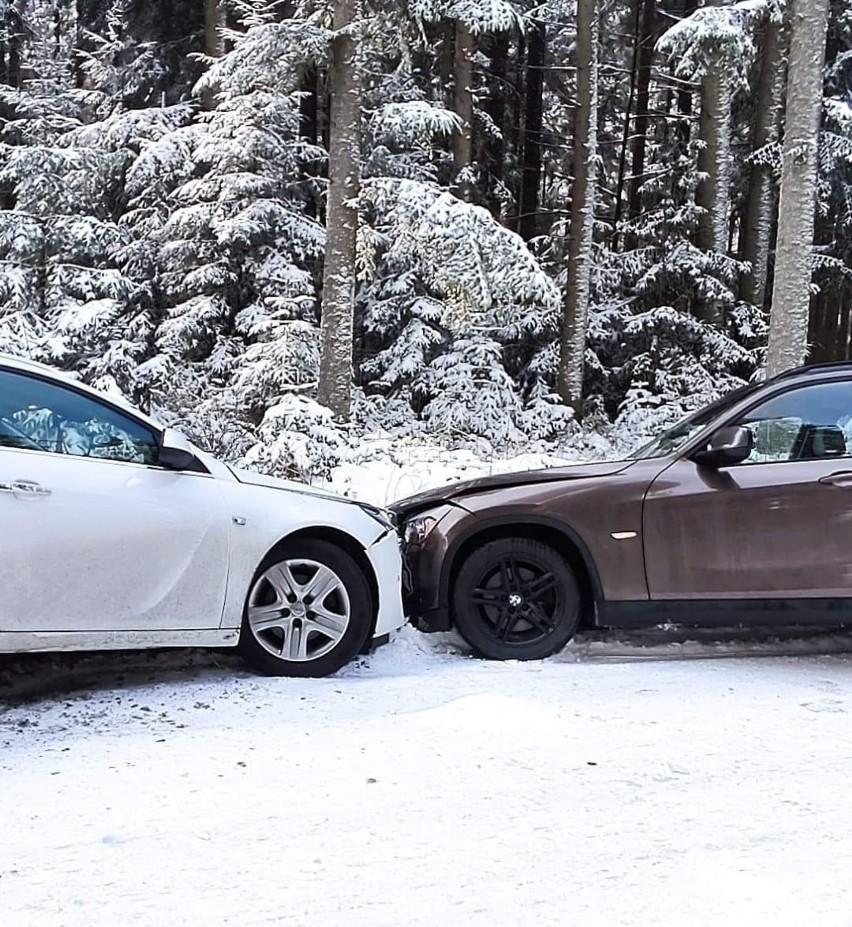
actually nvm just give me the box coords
[453,538,581,660]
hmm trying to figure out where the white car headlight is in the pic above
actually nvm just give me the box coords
[357,501,396,531]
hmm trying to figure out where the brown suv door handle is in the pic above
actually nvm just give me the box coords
[818,471,852,489]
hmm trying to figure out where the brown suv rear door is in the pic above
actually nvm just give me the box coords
[643,379,852,603]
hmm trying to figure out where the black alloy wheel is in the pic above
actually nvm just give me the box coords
[453,538,581,660]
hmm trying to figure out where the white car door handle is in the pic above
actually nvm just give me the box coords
[0,480,52,498]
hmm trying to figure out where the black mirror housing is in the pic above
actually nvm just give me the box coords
[158,428,207,473]
[159,445,203,472]
[692,425,754,468]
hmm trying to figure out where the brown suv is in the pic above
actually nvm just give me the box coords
[393,363,852,660]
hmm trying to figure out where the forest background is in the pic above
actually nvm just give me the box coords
[0,0,846,486]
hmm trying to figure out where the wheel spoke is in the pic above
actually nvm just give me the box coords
[499,558,518,593]
[523,602,556,635]
[266,562,300,601]
[303,565,341,605]
[523,571,558,600]
[471,587,503,606]
[287,621,309,660]
[248,605,288,634]
[494,607,519,642]
[306,608,347,641]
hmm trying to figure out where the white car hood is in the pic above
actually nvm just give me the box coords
[227,468,395,535]
[229,467,344,501]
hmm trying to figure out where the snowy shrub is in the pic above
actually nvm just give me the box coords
[419,336,525,444]
[519,382,578,444]
[586,303,753,426]
[242,395,349,482]
[358,178,560,442]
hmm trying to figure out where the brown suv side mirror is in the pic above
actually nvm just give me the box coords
[692,426,754,468]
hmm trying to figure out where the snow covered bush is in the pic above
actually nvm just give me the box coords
[242,395,349,482]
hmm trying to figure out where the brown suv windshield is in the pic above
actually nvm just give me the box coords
[630,382,763,460]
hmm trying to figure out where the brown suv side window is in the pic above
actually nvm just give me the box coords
[733,380,852,465]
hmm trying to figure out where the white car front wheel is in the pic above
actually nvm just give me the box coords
[238,539,374,677]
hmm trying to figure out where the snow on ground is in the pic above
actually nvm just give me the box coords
[4,628,852,926]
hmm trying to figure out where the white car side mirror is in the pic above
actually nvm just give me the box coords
[159,428,204,472]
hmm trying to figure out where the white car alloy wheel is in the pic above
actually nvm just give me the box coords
[248,559,352,662]
[238,539,374,678]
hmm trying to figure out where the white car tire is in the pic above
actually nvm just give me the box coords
[238,539,374,677]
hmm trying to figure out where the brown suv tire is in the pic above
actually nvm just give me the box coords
[454,538,581,660]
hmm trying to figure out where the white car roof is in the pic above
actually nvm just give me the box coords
[0,353,162,431]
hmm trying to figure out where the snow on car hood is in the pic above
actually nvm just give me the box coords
[391,459,634,518]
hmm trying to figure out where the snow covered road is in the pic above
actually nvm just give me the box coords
[3,629,852,927]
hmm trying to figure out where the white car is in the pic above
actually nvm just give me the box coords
[0,355,405,677]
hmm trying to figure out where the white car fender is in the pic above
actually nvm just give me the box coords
[215,478,402,637]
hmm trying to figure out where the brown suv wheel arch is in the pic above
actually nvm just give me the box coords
[443,516,604,631]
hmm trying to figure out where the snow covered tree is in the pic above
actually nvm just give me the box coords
[0,0,149,389]
[147,8,329,431]
[358,176,562,438]
[766,0,830,375]
[558,0,598,416]
[317,0,362,420]
[657,0,761,323]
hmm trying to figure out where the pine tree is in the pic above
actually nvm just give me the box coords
[558,0,598,417]
[766,0,831,375]
[317,0,362,419]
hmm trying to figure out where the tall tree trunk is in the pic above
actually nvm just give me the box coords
[440,19,455,109]
[740,16,785,308]
[558,0,598,416]
[507,29,526,231]
[518,18,545,241]
[204,0,225,57]
[300,66,319,144]
[483,31,508,218]
[766,0,829,377]
[613,0,642,247]
[452,20,475,201]
[317,0,362,419]
[300,65,321,219]
[626,0,657,226]
[0,2,23,209]
[202,0,225,110]
[675,0,698,147]
[696,68,731,257]
[3,0,23,88]
[838,295,852,361]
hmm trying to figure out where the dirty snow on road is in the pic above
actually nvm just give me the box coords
[3,628,852,927]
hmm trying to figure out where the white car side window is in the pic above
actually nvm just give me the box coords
[0,369,159,465]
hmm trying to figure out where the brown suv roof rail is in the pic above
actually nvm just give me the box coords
[772,361,852,382]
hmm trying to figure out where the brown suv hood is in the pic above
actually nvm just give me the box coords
[392,459,634,518]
